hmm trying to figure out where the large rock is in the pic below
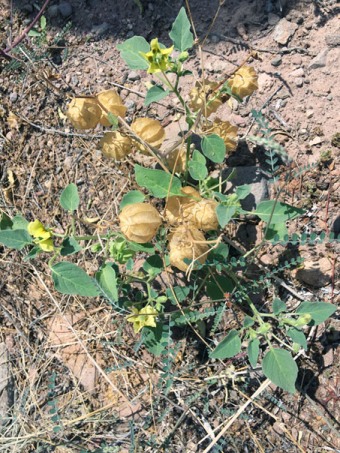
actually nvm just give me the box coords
[273,18,298,45]
[296,258,332,288]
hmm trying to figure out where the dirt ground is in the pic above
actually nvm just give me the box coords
[0,0,339,452]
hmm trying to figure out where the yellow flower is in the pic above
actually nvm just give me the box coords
[127,305,158,333]
[27,220,54,252]
[140,38,174,74]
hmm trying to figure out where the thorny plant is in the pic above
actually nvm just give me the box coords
[0,7,337,395]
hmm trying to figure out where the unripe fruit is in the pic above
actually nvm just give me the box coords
[119,203,162,243]
[168,225,209,271]
[96,89,127,126]
[99,132,132,160]
[165,186,201,225]
[131,118,165,154]
[67,97,101,130]
[189,80,222,117]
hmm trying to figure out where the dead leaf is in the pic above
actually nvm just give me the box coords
[7,112,19,130]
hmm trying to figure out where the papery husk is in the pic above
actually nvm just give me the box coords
[119,203,162,243]
[165,146,187,174]
[131,118,165,154]
[99,132,133,160]
[188,80,222,117]
[67,97,101,130]
[165,186,201,225]
[96,89,127,126]
[189,199,219,231]
[168,225,209,271]
[227,66,258,99]
[203,118,238,152]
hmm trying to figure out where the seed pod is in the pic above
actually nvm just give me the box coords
[165,186,201,225]
[131,118,165,154]
[119,203,162,243]
[203,119,238,152]
[189,80,222,117]
[227,66,258,99]
[189,199,219,231]
[67,97,101,130]
[168,225,209,271]
[96,89,127,126]
[99,132,132,160]
[165,146,187,174]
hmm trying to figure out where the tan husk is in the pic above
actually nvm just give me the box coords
[189,199,219,231]
[99,132,132,160]
[131,118,165,154]
[119,203,162,243]
[203,119,238,152]
[96,89,127,126]
[165,146,187,174]
[67,97,101,130]
[168,225,209,271]
[165,186,201,225]
[188,80,222,117]
[227,66,258,99]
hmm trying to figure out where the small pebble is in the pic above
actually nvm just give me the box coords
[58,2,72,18]
[209,34,220,43]
[47,5,59,18]
[306,109,314,118]
[9,92,18,103]
[271,56,282,67]
[295,78,304,87]
[327,94,333,101]
[127,71,140,81]
[125,100,136,112]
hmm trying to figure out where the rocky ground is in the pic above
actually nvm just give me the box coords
[0,0,339,452]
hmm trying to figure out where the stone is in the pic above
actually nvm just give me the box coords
[290,67,304,77]
[308,48,328,70]
[273,18,298,45]
[257,73,274,93]
[268,13,280,26]
[326,34,340,48]
[209,34,220,44]
[309,136,323,146]
[127,71,140,82]
[9,92,18,103]
[306,109,313,118]
[296,258,332,288]
[91,22,110,37]
[125,100,135,112]
[58,2,72,18]
[222,166,269,211]
[271,56,282,67]
[47,5,59,18]
[295,78,304,87]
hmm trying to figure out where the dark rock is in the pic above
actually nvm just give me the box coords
[47,5,59,18]
[271,56,282,67]
[58,2,72,18]
[91,22,110,37]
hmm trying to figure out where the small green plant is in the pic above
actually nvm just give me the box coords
[0,8,337,395]
[28,15,47,45]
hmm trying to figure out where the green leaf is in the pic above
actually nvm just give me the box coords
[144,85,170,106]
[0,229,32,250]
[243,316,255,328]
[117,36,150,70]
[262,348,298,393]
[206,274,234,301]
[235,184,251,200]
[60,237,82,256]
[287,328,307,350]
[254,201,304,224]
[166,286,190,304]
[265,222,288,240]
[96,263,118,302]
[40,15,46,30]
[188,150,208,181]
[210,329,242,359]
[169,7,194,51]
[60,183,79,211]
[201,134,226,163]
[216,204,238,228]
[0,213,13,230]
[143,323,170,356]
[107,112,119,129]
[273,298,287,315]
[296,302,336,326]
[28,29,40,37]
[12,215,29,230]
[120,190,145,210]
[135,164,182,198]
[209,243,229,261]
[248,338,260,367]
[143,255,163,276]
[23,246,41,261]
[51,262,99,297]
[128,241,154,253]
